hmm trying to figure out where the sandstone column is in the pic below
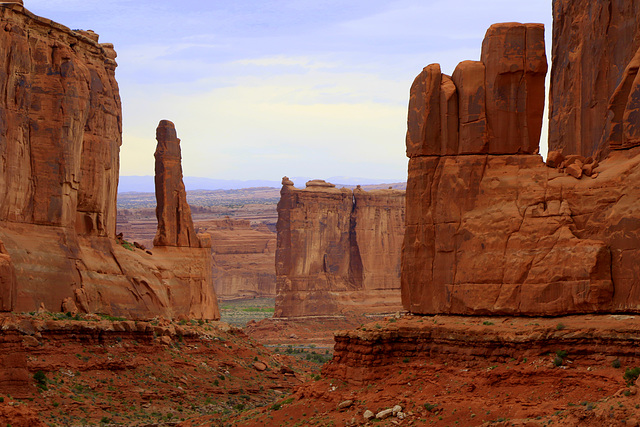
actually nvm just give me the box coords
[153,120,200,248]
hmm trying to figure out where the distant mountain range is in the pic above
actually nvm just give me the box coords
[118,176,405,193]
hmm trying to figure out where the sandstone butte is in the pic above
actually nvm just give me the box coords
[275,178,405,317]
[402,17,640,316]
[0,2,219,320]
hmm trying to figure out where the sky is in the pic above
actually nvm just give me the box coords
[27,0,552,183]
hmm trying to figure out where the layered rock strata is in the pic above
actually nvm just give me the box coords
[0,4,218,319]
[201,219,276,300]
[549,0,640,157]
[402,22,640,315]
[275,179,405,317]
[324,315,640,385]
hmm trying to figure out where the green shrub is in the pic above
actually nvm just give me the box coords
[424,403,438,412]
[556,323,566,330]
[483,321,494,326]
[624,367,640,384]
[33,371,47,390]
[553,356,563,367]
[612,359,621,369]
[556,350,568,359]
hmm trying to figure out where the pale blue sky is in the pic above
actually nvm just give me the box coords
[27,0,552,182]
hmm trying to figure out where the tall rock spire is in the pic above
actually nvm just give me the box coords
[153,120,200,248]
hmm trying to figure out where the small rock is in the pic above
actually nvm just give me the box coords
[392,404,402,415]
[279,365,295,375]
[545,150,564,168]
[377,408,394,419]
[566,163,583,179]
[338,400,353,410]
[253,361,267,371]
[22,335,40,347]
[397,412,406,419]
[159,335,172,346]
[582,161,597,176]
[363,410,375,420]
[61,297,78,315]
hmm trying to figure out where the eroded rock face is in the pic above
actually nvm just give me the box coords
[201,219,276,300]
[0,4,219,320]
[402,19,640,316]
[549,0,640,158]
[153,120,200,248]
[0,241,16,311]
[607,47,640,151]
[0,332,31,399]
[275,178,405,317]
[406,23,546,157]
[481,23,547,154]
[0,3,121,236]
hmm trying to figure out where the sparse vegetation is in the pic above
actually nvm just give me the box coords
[624,367,640,384]
[424,403,438,412]
[33,371,48,390]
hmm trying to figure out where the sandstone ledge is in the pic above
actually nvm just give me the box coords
[324,314,640,385]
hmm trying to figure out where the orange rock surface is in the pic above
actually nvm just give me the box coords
[549,0,640,158]
[402,20,640,316]
[275,179,405,317]
[406,23,546,157]
[199,218,276,299]
[0,4,218,320]
[153,120,201,248]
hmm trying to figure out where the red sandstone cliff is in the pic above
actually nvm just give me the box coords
[403,19,640,316]
[0,4,218,320]
[200,218,276,300]
[275,178,404,317]
[549,0,640,158]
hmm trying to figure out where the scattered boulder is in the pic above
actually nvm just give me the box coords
[565,163,583,179]
[338,400,353,410]
[363,410,375,420]
[376,408,394,419]
[253,361,267,372]
[546,150,564,168]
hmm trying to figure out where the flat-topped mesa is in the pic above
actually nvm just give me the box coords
[153,120,201,248]
[406,22,547,157]
[275,179,405,318]
[550,0,640,158]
